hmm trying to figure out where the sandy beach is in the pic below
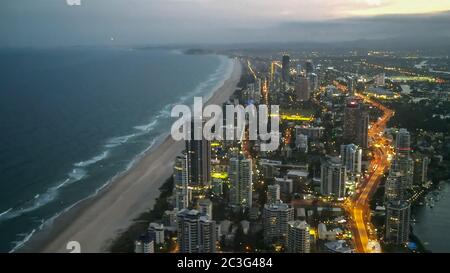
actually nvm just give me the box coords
[20,58,242,253]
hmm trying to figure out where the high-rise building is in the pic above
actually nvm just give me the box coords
[392,157,414,188]
[267,184,281,205]
[395,129,411,158]
[305,60,315,75]
[340,144,362,175]
[384,172,408,202]
[177,209,217,253]
[295,76,310,101]
[198,198,213,219]
[286,220,311,253]
[282,55,290,82]
[348,76,356,96]
[295,133,308,153]
[186,119,211,190]
[229,155,253,208]
[392,129,414,187]
[134,234,155,253]
[307,73,319,93]
[343,99,369,149]
[413,155,430,186]
[321,156,347,198]
[212,178,223,196]
[174,153,190,210]
[385,201,411,245]
[263,202,294,244]
[162,209,178,229]
[148,222,165,245]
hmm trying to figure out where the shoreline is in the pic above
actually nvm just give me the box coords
[19,58,242,253]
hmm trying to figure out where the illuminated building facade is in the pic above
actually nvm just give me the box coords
[286,220,311,253]
[229,155,253,209]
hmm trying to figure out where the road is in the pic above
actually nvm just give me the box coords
[345,93,394,253]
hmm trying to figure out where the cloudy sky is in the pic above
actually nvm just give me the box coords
[1,0,450,46]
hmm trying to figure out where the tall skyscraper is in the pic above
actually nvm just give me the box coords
[198,217,217,253]
[343,99,369,149]
[321,156,347,198]
[384,172,408,202]
[305,60,315,75]
[413,155,430,186]
[395,128,411,158]
[385,201,411,245]
[348,76,356,96]
[186,119,211,190]
[391,157,414,188]
[177,209,217,253]
[307,73,319,93]
[295,76,310,101]
[286,220,311,253]
[263,202,294,244]
[340,144,362,175]
[267,184,281,205]
[173,153,190,210]
[229,155,253,208]
[392,129,414,188]
[282,55,290,82]
[198,198,213,219]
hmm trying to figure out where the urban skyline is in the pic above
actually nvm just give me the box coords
[1,0,450,263]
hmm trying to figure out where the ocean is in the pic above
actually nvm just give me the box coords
[0,47,233,252]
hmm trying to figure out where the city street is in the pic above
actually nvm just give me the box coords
[346,93,395,253]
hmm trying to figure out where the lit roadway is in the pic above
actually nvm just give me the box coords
[345,93,395,253]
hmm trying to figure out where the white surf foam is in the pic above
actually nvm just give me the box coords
[0,208,13,218]
[133,119,158,132]
[9,228,36,253]
[74,151,109,168]
[105,133,139,148]
[0,168,88,222]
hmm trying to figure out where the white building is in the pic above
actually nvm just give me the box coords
[263,202,294,244]
[173,153,190,210]
[134,235,155,253]
[286,220,311,253]
[385,172,408,202]
[148,222,165,245]
[385,200,411,245]
[340,144,362,175]
[267,184,281,204]
[177,209,217,253]
[229,156,253,208]
[396,128,411,157]
[321,156,347,198]
[162,209,178,231]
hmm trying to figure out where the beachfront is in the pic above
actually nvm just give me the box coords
[21,58,242,253]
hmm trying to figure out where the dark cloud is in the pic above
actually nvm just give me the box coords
[0,0,449,47]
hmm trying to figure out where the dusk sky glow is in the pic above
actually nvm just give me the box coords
[1,0,450,46]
